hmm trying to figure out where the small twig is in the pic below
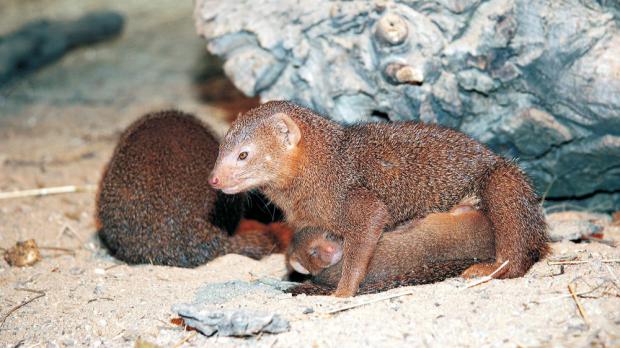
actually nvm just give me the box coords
[542,265,565,278]
[568,283,589,326]
[464,260,510,289]
[104,263,121,271]
[0,289,46,330]
[540,176,556,206]
[87,297,114,304]
[0,185,97,200]
[172,331,196,348]
[605,264,620,291]
[537,281,608,303]
[547,259,620,266]
[39,246,76,256]
[548,260,589,265]
[57,225,85,246]
[14,288,45,294]
[320,288,417,315]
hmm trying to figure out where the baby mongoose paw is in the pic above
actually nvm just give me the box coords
[461,262,507,279]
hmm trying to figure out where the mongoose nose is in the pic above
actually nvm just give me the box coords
[209,176,219,188]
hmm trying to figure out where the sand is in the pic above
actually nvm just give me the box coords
[1,1,619,347]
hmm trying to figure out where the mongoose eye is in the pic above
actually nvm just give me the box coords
[309,248,318,258]
[238,151,248,160]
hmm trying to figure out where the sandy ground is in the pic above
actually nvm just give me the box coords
[1,1,619,347]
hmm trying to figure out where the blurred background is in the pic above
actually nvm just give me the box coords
[0,0,257,128]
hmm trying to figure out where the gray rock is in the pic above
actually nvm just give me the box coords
[0,11,124,86]
[171,280,293,337]
[195,0,620,212]
[172,304,290,337]
[546,211,610,242]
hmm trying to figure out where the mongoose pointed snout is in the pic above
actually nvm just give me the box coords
[208,174,220,188]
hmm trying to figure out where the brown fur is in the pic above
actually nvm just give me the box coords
[286,205,495,295]
[96,111,278,267]
[235,220,294,251]
[211,101,550,296]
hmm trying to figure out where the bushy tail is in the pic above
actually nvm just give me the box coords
[479,160,550,277]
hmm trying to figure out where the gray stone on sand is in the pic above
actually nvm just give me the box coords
[172,304,290,337]
[172,280,292,336]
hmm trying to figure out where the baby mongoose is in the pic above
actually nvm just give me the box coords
[286,204,495,295]
[96,111,279,267]
[209,101,550,296]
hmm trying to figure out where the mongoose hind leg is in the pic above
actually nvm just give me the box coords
[463,161,549,278]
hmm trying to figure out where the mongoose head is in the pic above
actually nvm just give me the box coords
[210,101,302,194]
[287,227,343,275]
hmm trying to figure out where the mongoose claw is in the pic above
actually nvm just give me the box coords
[461,262,507,279]
[333,287,355,298]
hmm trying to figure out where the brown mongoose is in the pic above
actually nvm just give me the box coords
[96,111,281,267]
[286,204,495,295]
[209,101,550,296]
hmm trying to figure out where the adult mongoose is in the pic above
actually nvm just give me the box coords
[209,101,549,296]
[96,111,280,267]
[286,204,494,295]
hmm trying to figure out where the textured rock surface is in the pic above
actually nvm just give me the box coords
[173,304,290,337]
[194,0,620,212]
[172,281,292,337]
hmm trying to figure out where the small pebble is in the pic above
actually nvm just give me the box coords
[94,284,104,295]
[69,267,85,275]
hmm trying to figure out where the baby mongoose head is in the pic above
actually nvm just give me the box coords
[288,227,343,275]
[209,101,302,194]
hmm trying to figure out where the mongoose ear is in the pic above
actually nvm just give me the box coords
[273,113,301,148]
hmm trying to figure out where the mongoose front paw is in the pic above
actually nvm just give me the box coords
[333,287,355,298]
[461,262,507,279]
